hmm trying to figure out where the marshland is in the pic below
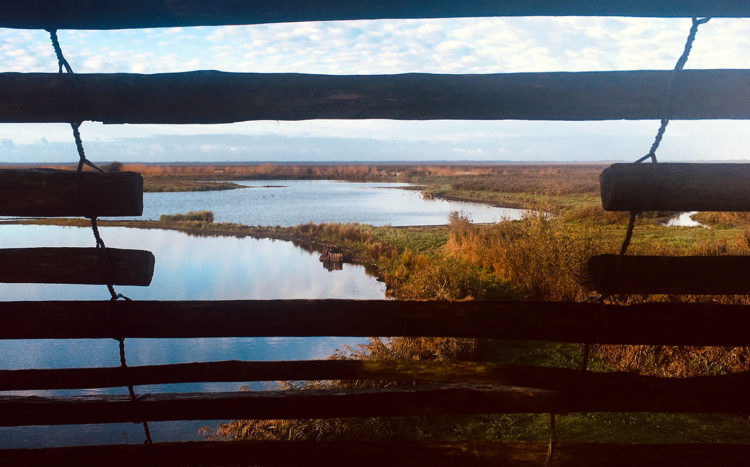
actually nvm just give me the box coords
[4,162,750,446]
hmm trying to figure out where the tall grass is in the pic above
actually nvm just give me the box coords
[290,221,518,300]
[692,212,750,228]
[444,208,608,301]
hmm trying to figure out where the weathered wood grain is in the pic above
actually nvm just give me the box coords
[4,359,750,394]
[4,379,750,426]
[588,255,750,295]
[3,1,748,30]
[0,248,154,286]
[600,163,750,212]
[1,360,574,390]
[0,170,143,217]
[4,300,750,345]
[2,70,750,123]
[3,441,750,467]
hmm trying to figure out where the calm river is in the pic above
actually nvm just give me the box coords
[141,180,525,226]
[0,181,522,448]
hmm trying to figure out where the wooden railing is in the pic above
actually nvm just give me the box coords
[3,2,750,465]
[3,1,749,30]
[3,70,750,123]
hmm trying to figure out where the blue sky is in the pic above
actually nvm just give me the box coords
[1,17,750,163]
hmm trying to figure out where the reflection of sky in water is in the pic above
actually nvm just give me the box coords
[0,225,383,447]
[0,224,384,301]
[662,211,707,228]
[141,180,526,226]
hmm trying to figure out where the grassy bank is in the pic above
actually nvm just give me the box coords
[143,177,248,192]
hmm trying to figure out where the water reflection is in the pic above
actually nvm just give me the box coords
[141,180,526,226]
[0,224,384,447]
[0,225,384,301]
[663,211,707,228]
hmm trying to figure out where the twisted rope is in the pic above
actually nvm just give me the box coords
[48,29,151,445]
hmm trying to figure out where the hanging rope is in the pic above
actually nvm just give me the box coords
[560,19,713,465]
[117,335,153,444]
[47,29,152,445]
[634,17,711,165]
[620,17,710,258]
[46,30,103,174]
[545,413,558,467]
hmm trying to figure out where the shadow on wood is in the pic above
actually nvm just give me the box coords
[4,441,750,467]
[600,163,750,212]
[3,1,749,30]
[588,255,750,295]
[3,70,750,123]
[5,359,750,392]
[5,379,750,426]
[0,169,143,217]
[0,248,155,286]
[7,299,750,344]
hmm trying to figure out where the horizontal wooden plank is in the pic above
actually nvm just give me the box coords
[4,359,750,396]
[4,441,750,467]
[0,170,143,217]
[600,163,750,212]
[4,300,750,345]
[5,376,750,426]
[0,248,154,286]
[2,70,750,123]
[1,360,579,390]
[588,255,750,295]
[3,1,748,30]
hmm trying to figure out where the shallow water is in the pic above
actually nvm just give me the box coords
[663,211,707,228]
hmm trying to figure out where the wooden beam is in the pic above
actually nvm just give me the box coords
[2,70,750,123]
[4,359,750,395]
[588,255,750,295]
[4,441,750,467]
[600,163,750,212]
[4,377,750,426]
[0,248,155,286]
[2,1,749,30]
[0,170,143,217]
[0,360,579,390]
[4,300,750,345]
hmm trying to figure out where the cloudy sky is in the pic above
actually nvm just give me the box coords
[1,16,749,163]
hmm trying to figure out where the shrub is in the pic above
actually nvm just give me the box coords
[103,161,123,173]
[159,210,215,223]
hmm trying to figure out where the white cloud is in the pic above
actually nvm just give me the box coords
[5,16,729,76]
[1,18,750,161]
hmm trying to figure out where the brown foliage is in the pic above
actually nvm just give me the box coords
[596,344,750,377]
[444,208,608,301]
[445,165,603,195]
